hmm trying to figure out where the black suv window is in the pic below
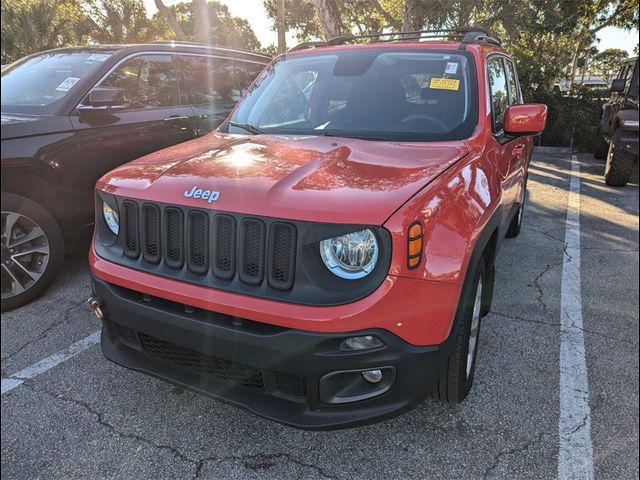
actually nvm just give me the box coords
[488,57,509,133]
[629,61,639,99]
[237,61,266,93]
[98,54,180,110]
[176,55,243,106]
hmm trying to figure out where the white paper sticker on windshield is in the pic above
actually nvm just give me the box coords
[87,53,110,62]
[445,62,459,75]
[55,77,80,92]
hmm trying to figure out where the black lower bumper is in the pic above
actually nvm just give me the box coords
[92,276,450,429]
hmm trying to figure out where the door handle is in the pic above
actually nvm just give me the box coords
[163,115,190,122]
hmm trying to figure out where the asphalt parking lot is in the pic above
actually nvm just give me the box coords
[1,150,638,479]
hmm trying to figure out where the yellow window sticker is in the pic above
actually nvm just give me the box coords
[430,78,460,91]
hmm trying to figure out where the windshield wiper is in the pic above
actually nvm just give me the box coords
[228,121,265,135]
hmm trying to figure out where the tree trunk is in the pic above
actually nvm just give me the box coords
[567,34,586,91]
[192,0,210,44]
[277,0,286,53]
[368,0,399,29]
[311,0,342,40]
[154,0,187,41]
[402,0,422,32]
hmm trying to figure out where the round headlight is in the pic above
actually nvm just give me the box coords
[320,229,379,279]
[102,202,119,235]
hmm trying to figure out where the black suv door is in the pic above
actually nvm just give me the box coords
[69,54,196,210]
[175,54,246,136]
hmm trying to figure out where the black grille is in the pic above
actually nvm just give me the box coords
[239,219,266,285]
[268,223,296,290]
[212,215,236,279]
[164,208,184,268]
[142,204,161,263]
[274,372,308,398]
[139,333,265,392]
[123,201,139,257]
[119,200,297,291]
[187,211,208,273]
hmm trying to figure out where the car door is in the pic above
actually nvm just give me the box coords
[486,56,525,224]
[69,53,196,206]
[176,55,245,136]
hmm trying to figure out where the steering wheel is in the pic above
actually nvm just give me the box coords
[400,114,449,132]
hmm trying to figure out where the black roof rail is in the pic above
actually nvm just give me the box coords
[147,40,271,58]
[289,28,501,52]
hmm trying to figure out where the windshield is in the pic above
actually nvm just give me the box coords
[227,49,477,142]
[1,51,113,114]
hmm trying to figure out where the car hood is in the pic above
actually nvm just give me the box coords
[98,133,469,225]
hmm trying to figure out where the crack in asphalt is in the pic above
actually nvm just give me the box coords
[529,261,564,318]
[1,302,86,364]
[20,381,338,480]
[489,311,637,346]
[481,431,548,479]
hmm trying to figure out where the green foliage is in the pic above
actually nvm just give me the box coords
[86,0,166,44]
[153,1,261,51]
[590,48,629,82]
[1,0,91,64]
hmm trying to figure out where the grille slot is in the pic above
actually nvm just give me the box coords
[268,223,296,290]
[141,204,161,263]
[187,211,209,274]
[212,214,236,280]
[139,333,265,392]
[122,201,139,258]
[274,372,307,398]
[239,219,266,285]
[164,208,184,269]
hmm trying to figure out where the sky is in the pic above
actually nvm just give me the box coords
[143,0,639,55]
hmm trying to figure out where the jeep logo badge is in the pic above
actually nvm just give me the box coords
[184,186,220,203]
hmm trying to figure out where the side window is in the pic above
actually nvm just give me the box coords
[98,54,180,110]
[624,62,635,94]
[505,60,521,105]
[488,57,509,133]
[237,61,266,93]
[177,55,243,106]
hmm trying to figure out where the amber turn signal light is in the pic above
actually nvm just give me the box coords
[407,221,423,269]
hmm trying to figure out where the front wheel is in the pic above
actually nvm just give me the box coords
[1,192,64,311]
[604,130,635,186]
[431,259,486,403]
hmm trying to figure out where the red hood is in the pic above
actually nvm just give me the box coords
[98,132,468,225]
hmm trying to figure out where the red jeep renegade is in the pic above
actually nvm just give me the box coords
[89,29,547,429]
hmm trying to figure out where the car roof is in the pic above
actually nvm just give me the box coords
[30,42,271,62]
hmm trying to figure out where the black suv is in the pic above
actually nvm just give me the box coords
[594,56,639,186]
[1,42,270,310]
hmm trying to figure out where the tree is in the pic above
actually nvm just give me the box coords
[85,0,163,44]
[1,0,91,64]
[590,48,629,82]
[152,1,262,50]
[311,0,342,38]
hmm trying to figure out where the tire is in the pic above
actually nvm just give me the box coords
[593,135,609,160]
[1,192,65,311]
[604,130,635,187]
[431,259,486,403]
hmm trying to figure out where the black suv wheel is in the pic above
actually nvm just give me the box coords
[604,130,635,187]
[1,192,64,311]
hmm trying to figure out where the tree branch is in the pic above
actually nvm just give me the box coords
[154,0,187,41]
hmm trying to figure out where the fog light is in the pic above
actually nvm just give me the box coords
[361,369,383,384]
[339,335,384,351]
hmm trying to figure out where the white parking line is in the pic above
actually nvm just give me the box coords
[1,330,101,395]
[558,156,593,479]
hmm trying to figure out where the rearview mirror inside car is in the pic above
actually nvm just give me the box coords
[610,78,626,93]
[504,104,548,137]
[78,87,130,112]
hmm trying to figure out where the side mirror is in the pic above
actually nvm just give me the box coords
[610,78,626,93]
[504,104,548,137]
[77,87,130,112]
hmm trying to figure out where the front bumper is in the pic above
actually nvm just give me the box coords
[93,276,452,429]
